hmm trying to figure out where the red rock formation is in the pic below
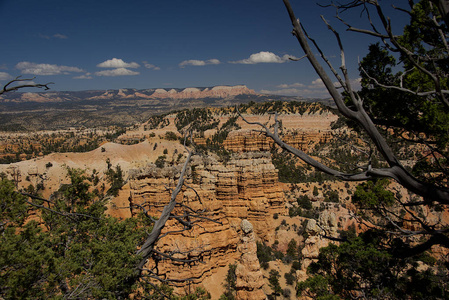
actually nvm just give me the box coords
[223,130,333,153]
[235,220,266,300]
[90,85,256,101]
[149,85,255,100]
[117,152,285,292]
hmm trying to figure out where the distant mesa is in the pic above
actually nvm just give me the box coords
[0,85,257,103]
[90,85,255,101]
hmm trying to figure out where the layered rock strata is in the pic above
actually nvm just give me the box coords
[149,85,256,100]
[223,130,332,153]
[122,152,285,290]
[0,85,256,103]
[235,220,266,300]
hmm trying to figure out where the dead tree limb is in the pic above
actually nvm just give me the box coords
[0,76,53,95]
[251,0,449,204]
[136,148,193,272]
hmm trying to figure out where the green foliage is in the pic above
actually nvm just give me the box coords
[220,263,237,300]
[290,196,320,220]
[271,149,306,183]
[268,269,282,297]
[297,230,448,299]
[206,115,240,155]
[105,164,125,196]
[256,241,285,270]
[0,178,28,227]
[256,241,273,270]
[145,114,170,130]
[175,108,219,132]
[297,195,312,209]
[337,223,357,241]
[155,155,167,168]
[324,190,339,203]
[359,9,449,185]
[237,100,330,116]
[284,271,296,286]
[164,131,178,141]
[177,287,211,300]
[360,41,449,147]
[0,171,149,299]
[286,239,298,259]
[296,275,340,300]
[352,178,395,209]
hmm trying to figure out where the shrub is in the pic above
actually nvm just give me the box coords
[324,190,339,203]
[297,195,312,210]
[164,131,178,141]
[155,155,166,168]
[256,241,273,270]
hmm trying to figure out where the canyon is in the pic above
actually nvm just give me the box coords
[0,105,341,298]
[0,101,444,299]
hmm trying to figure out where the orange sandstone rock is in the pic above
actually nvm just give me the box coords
[235,220,266,300]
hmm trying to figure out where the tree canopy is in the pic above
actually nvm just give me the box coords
[0,170,149,299]
[251,0,449,298]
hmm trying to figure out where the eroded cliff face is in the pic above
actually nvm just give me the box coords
[108,151,285,296]
[235,220,266,300]
[149,85,256,100]
[87,85,256,101]
[223,130,332,153]
[0,85,257,103]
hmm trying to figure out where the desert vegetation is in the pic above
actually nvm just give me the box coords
[1,0,449,299]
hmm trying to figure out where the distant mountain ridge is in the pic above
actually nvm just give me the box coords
[0,84,335,130]
[0,85,256,103]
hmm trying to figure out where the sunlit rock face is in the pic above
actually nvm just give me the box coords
[235,219,266,300]
[120,152,285,292]
[136,85,256,100]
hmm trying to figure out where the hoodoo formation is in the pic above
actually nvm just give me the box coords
[1,101,447,299]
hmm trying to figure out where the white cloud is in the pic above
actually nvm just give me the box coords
[230,51,297,64]
[18,80,37,86]
[38,33,51,39]
[0,72,12,80]
[262,77,362,98]
[277,83,305,88]
[74,73,93,79]
[179,59,220,68]
[53,33,68,39]
[39,33,68,39]
[143,61,160,70]
[97,58,140,69]
[260,88,307,96]
[311,78,325,87]
[95,68,139,77]
[16,62,83,75]
[261,78,329,97]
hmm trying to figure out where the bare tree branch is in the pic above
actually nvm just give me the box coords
[266,0,449,204]
[360,65,449,96]
[136,147,193,271]
[0,76,53,95]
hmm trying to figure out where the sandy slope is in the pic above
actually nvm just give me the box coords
[0,139,185,198]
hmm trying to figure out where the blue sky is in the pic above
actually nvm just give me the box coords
[0,0,407,98]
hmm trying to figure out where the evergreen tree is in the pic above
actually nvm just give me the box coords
[0,171,148,299]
